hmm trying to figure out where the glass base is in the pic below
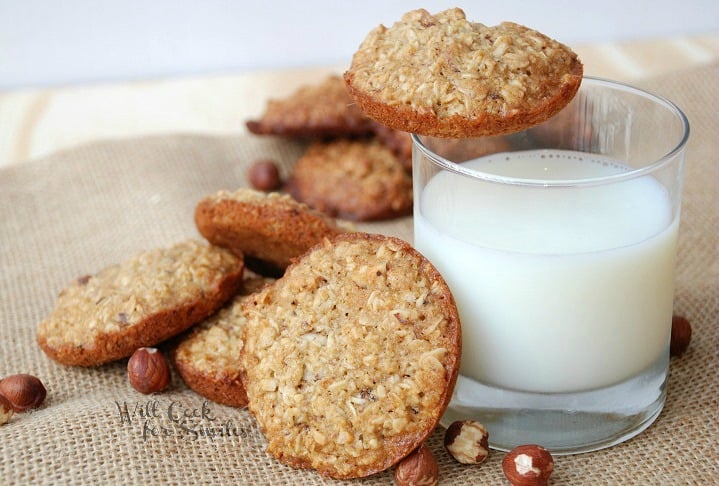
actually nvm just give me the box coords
[441,352,668,455]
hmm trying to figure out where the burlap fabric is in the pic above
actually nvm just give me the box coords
[1,64,716,484]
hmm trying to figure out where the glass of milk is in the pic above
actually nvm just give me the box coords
[412,77,689,454]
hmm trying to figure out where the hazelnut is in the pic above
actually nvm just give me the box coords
[248,159,282,191]
[0,374,47,412]
[670,314,692,357]
[0,394,14,425]
[502,444,554,486]
[394,443,439,486]
[127,347,171,394]
[444,420,490,465]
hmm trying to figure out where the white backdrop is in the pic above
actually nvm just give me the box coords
[0,0,717,89]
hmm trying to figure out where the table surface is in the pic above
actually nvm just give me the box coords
[0,33,718,167]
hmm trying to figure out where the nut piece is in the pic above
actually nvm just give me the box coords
[0,374,47,412]
[127,347,171,394]
[670,314,692,357]
[502,444,554,486]
[247,159,282,191]
[394,443,439,486]
[0,395,14,425]
[444,419,490,465]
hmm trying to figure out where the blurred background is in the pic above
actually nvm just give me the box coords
[1,0,717,90]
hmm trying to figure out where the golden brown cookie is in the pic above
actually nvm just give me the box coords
[36,240,244,367]
[246,75,375,138]
[194,188,345,272]
[371,122,413,171]
[286,139,413,221]
[172,276,273,407]
[344,8,583,138]
[240,233,461,479]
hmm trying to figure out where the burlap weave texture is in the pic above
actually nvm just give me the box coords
[1,65,716,484]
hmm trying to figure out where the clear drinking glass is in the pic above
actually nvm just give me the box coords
[412,77,689,454]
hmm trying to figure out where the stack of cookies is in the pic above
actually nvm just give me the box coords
[36,7,582,482]
[36,188,463,480]
[245,75,415,222]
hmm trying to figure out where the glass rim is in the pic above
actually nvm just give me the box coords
[411,77,690,188]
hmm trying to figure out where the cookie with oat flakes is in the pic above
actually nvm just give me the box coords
[194,188,345,274]
[171,276,273,407]
[370,122,413,171]
[36,240,244,367]
[286,139,413,221]
[344,8,583,138]
[240,233,461,479]
[246,75,375,138]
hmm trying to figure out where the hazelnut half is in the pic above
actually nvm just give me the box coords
[0,374,47,412]
[444,419,490,465]
[0,394,14,425]
[502,444,554,486]
[670,314,692,357]
[394,443,439,486]
[127,347,171,394]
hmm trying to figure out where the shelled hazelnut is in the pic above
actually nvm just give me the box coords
[394,443,439,486]
[248,159,282,191]
[502,444,554,486]
[670,314,692,357]
[444,419,490,465]
[0,373,47,412]
[127,347,171,394]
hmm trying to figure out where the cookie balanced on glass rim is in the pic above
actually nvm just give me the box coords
[344,8,583,138]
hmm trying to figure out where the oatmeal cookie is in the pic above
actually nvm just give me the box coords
[240,233,461,479]
[344,8,583,138]
[246,75,375,138]
[36,240,244,367]
[286,139,413,221]
[195,188,345,272]
[172,276,273,407]
[371,122,413,171]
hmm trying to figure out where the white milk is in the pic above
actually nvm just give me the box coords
[414,150,678,393]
